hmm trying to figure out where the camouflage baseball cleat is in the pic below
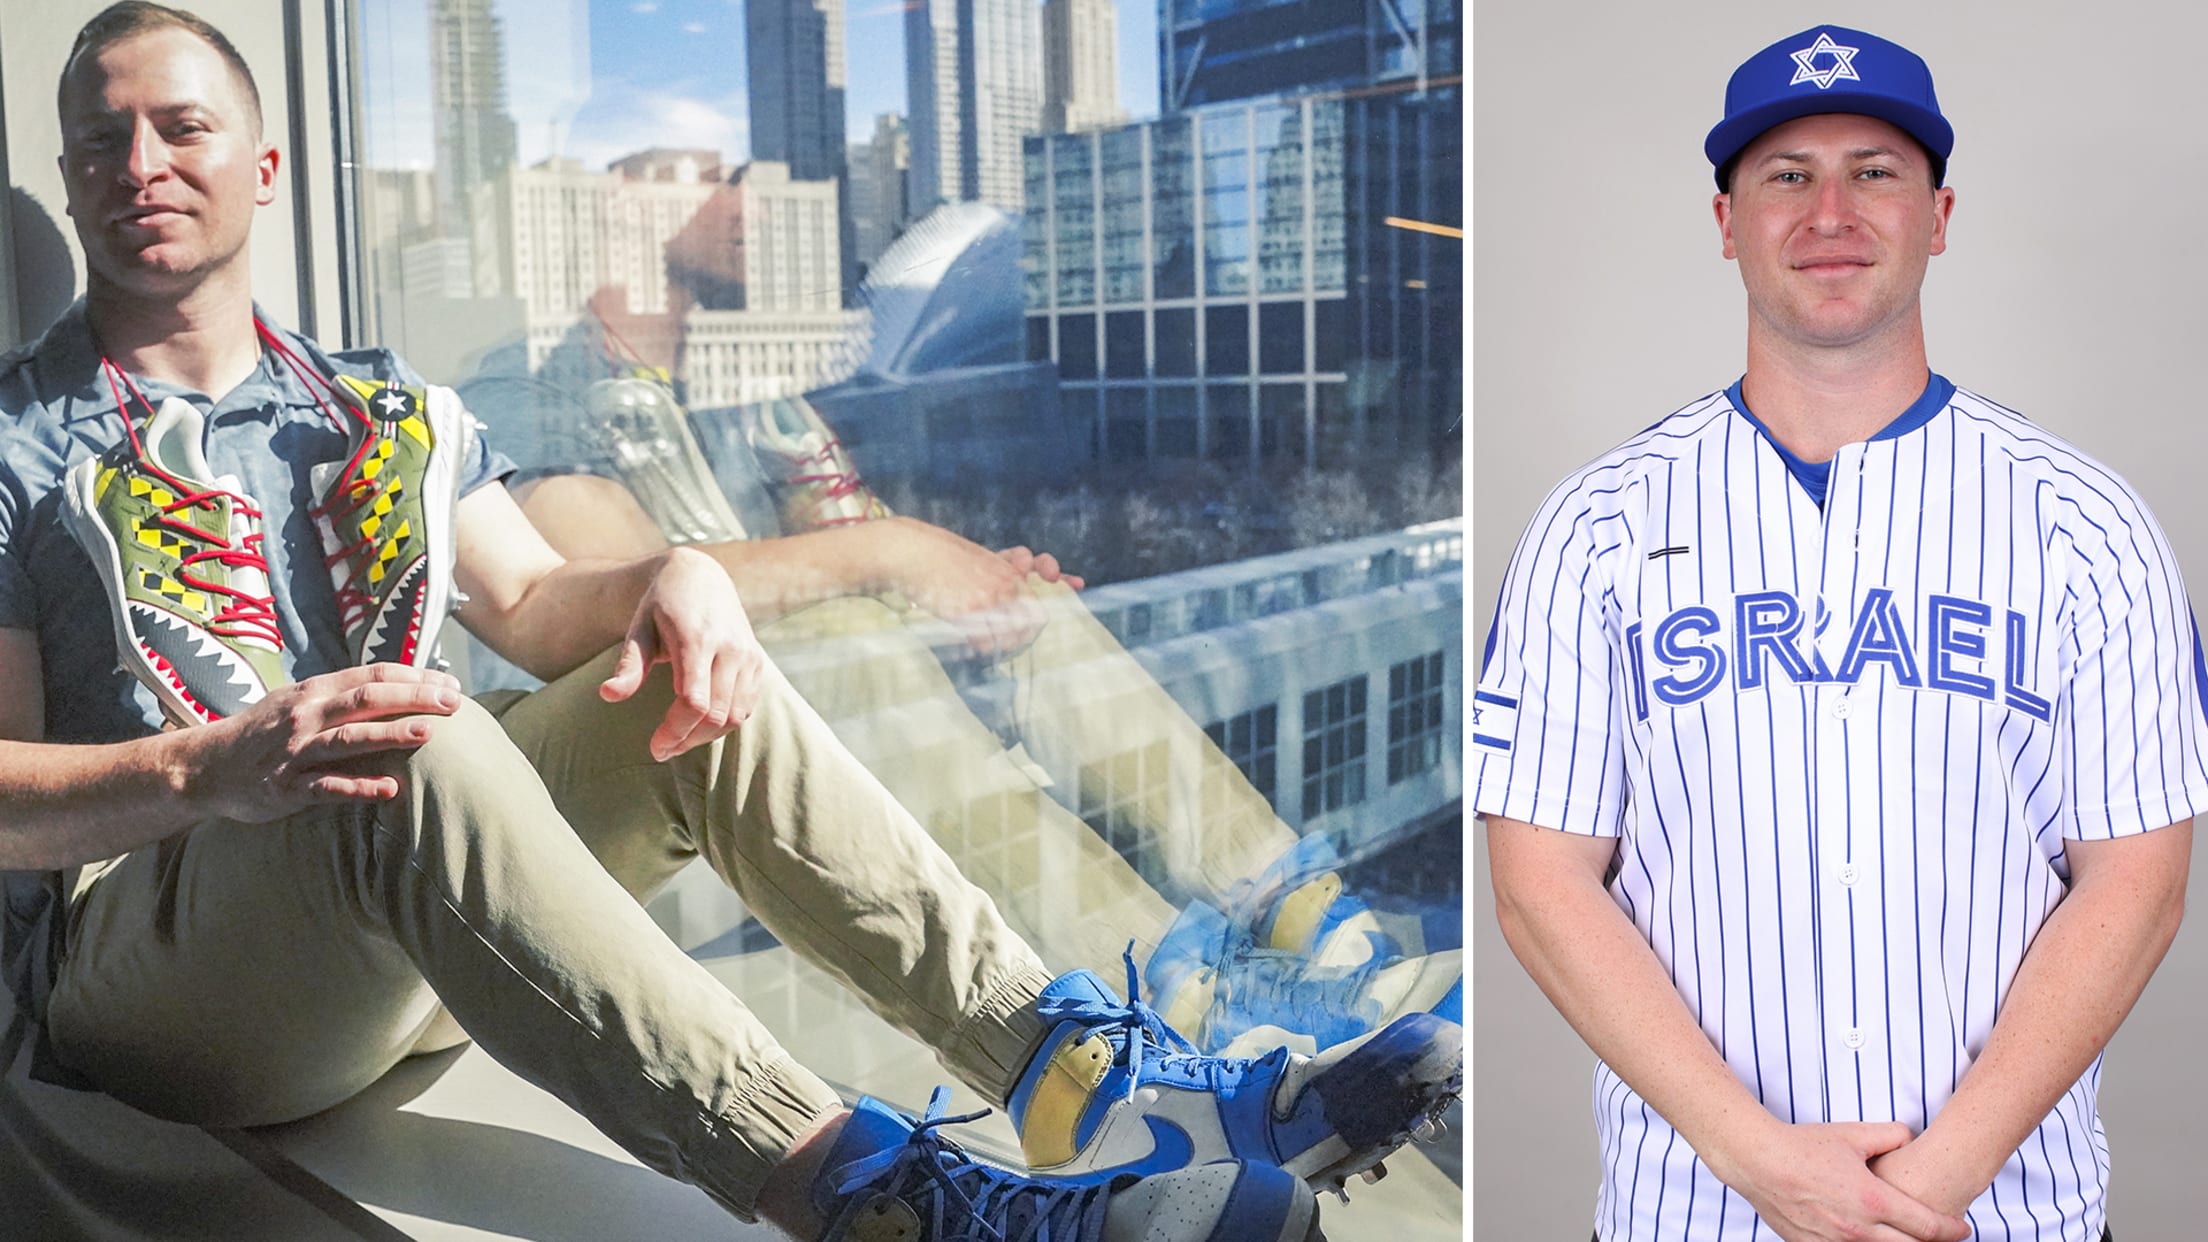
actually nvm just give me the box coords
[61,395,288,726]
[310,375,473,667]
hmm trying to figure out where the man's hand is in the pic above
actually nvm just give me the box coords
[177,664,463,823]
[1714,1120,1972,1242]
[599,546,765,760]
[873,516,1083,655]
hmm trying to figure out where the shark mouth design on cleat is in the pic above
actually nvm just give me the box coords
[360,557,430,665]
[128,601,268,721]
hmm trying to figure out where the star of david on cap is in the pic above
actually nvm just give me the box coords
[1704,24,1954,190]
[1788,32,1860,90]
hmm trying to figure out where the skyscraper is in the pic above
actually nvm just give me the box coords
[746,0,848,182]
[848,113,911,273]
[1042,0,1122,133]
[429,0,520,234]
[1158,0,1460,112]
[906,0,1040,212]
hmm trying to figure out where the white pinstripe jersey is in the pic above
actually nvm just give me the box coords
[1473,375,2208,1241]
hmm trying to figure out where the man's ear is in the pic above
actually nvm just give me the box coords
[1714,192,1736,260]
[255,141,280,208]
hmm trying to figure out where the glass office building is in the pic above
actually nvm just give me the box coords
[1158,0,1461,112]
[1024,89,1461,468]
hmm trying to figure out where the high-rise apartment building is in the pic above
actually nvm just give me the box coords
[472,155,721,319]
[1158,0,1460,111]
[1042,0,1123,133]
[429,0,520,234]
[848,113,911,273]
[906,0,1040,212]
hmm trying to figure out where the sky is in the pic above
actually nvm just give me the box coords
[360,0,1160,171]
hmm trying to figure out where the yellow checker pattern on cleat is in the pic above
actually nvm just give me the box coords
[134,527,191,557]
[138,568,206,614]
[368,518,412,585]
[125,475,177,508]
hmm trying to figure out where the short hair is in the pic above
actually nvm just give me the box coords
[59,2,264,136]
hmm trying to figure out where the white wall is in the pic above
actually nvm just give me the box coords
[0,0,349,350]
[1476,2,2208,1235]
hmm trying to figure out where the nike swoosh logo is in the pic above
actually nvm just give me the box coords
[1053,1108,1202,1185]
[1128,1114,1198,1174]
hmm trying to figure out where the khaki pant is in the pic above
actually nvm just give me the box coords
[42,648,1055,1219]
[761,579,1298,979]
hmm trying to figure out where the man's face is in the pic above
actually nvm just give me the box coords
[57,27,277,300]
[1714,113,1954,352]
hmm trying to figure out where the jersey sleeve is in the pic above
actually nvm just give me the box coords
[2058,490,2208,840]
[1471,478,1629,836]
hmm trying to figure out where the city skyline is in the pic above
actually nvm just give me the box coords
[360,0,1159,174]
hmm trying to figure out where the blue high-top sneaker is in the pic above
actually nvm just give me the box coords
[812,1088,1322,1241]
[1006,954,1462,1198]
[1145,901,1463,1056]
[1226,835,1410,969]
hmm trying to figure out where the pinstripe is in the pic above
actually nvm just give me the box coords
[1474,383,2205,1240]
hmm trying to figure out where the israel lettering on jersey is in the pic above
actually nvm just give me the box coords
[1473,376,2208,1241]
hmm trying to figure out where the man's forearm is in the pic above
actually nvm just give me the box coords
[0,733,201,869]
[1894,823,2191,1202]
[476,552,666,681]
[1486,816,1784,1179]
[692,524,889,624]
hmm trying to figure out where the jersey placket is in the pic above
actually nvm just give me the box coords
[1807,439,1870,1122]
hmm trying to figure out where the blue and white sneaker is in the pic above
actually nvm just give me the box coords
[814,1087,1322,1241]
[1146,901,1463,1056]
[1226,835,1409,969]
[1006,955,1462,1197]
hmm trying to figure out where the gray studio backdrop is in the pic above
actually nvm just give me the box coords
[1474,1,2208,1235]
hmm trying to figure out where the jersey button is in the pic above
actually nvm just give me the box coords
[1841,1027,1865,1051]
[1838,863,1860,886]
[1831,697,1852,720]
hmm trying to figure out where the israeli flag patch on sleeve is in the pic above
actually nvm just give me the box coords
[1472,691,1518,753]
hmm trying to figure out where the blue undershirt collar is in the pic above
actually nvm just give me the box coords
[1724,371,1955,507]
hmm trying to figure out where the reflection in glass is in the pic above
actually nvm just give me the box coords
[1101,128,1147,304]
[1256,104,1305,294]
[1053,133,1096,306]
[1151,118,1197,299]
[1201,111,1250,295]
[350,0,1464,1224]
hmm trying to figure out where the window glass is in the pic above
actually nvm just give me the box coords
[1150,118,1197,299]
[1204,303,1248,376]
[1100,128,1147,304]
[1258,300,1305,374]
[1154,307,1197,376]
[1106,310,1146,378]
[1255,104,1305,294]
[350,1,1460,1221]
[1201,111,1250,295]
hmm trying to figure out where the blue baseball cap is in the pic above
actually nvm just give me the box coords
[1705,26,1953,190]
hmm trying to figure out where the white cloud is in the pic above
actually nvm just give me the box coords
[564,80,752,171]
[631,2,659,11]
[683,21,708,33]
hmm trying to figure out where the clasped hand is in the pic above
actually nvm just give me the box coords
[1724,1121,1974,1242]
[598,545,765,761]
